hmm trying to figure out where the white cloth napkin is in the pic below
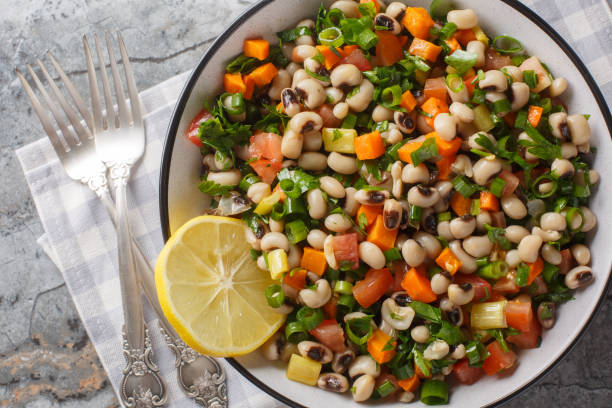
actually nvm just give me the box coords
[17,72,284,408]
[15,1,612,406]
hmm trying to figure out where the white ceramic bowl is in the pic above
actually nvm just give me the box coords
[159,1,612,406]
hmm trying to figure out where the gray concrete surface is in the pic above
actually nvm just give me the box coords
[0,0,610,406]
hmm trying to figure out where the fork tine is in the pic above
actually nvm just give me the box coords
[105,32,131,128]
[94,33,116,129]
[47,51,94,133]
[26,63,78,148]
[36,58,91,143]
[15,67,68,155]
[83,36,104,133]
[117,32,142,127]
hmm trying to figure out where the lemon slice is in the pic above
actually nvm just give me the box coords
[155,215,285,357]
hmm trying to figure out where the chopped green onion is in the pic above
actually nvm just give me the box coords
[277,26,313,43]
[523,70,539,89]
[514,109,528,129]
[319,27,344,47]
[452,175,481,197]
[475,257,489,267]
[430,0,454,20]
[384,247,403,262]
[239,173,261,192]
[420,380,449,405]
[346,315,374,345]
[444,50,478,76]
[470,198,481,215]
[492,98,511,114]
[357,2,377,18]
[472,104,495,132]
[489,177,507,197]
[491,35,524,55]
[411,301,442,323]
[346,86,361,99]
[511,54,529,66]
[410,205,423,223]
[220,92,246,115]
[285,321,309,343]
[411,137,439,166]
[566,207,585,232]
[304,67,331,82]
[471,88,486,105]
[542,262,559,284]
[381,85,404,109]
[437,211,451,222]
[375,380,397,399]
[466,340,490,366]
[341,113,358,129]
[532,173,558,198]
[265,284,285,308]
[337,294,356,311]
[431,22,457,40]
[515,262,530,287]
[285,219,309,244]
[478,260,509,280]
[296,306,324,330]
[445,73,465,93]
[270,202,287,221]
[334,280,354,295]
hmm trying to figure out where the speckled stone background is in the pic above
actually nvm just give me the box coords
[0,0,610,407]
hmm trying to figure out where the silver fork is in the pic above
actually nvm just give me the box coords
[16,35,226,408]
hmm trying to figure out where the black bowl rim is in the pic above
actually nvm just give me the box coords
[159,0,612,407]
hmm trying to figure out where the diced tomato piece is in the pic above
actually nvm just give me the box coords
[391,261,408,292]
[248,132,283,162]
[454,274,492,302]
[353,268,393,308]
[558,248,574,275]
[484,47,512,71]
[186,108,212,147]
[492,271,520,294]
[332,233,360,270]
[482,340,517,375]
[497,170,520,197]
[249,159,282,184]
[507,314,541,349]
[453,359,485,385]
[505,300,534,333]
[339,49,372,71]
[316,104,342,128]
[322,298,338,319]
[310,319,346,353]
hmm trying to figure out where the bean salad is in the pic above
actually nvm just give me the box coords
[186,0,599,404]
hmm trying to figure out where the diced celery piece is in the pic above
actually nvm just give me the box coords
[415,69,428,86]
[286,354,322,386]
[473,104,495,132]
[472,26,489,46]
[322,128,357,153]
[470,300,508,329]
[254,191,281,215]
[267,248,289,280]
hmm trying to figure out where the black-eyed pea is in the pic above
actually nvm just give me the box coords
[518,132,540,160]
[281,88,301,117]
[501,194,527,219]
[299,279,332,308]
[411,325,430,343]
[298,152,327,171]
[447,8,477,29]
[330,0,360,18]
[447,283,474,306]
[303,130,323,152]
[281,129,303,159]
[247,182,271,204]
[402,239,426,267]
[430,273,451,295]
[407,185,440,208]
[346,79,374,112]
[269,218,285,233]
[317,373,349,393]
[287,244,302,269]
[549,112,569,140]
[332,102,349,120]
[472,156,503,185]
[207,169,242,186]
[466,40,485,67]
[402,162,430,184]
[398,392,415,403]
[565,266,594,289]
[450,344,466,360]
[437,220,454,241]
[449,102,475,122]
[423,339,450,360]
[307,229,328,250]
[291,44,317,63]
[359,241,386,269]
[295,78,327,110]
[501,65,523,82]
[551,158,575,178]
[479,70,508,92]
[386,2,407,20]
[540,211,567,231]
[434,112,458,141]
[510,82,530,111]
[476,210,492,232]
[561,142,578,158]
[446,78,470,103]
[332,349,355,374]
[348,355,380,378]
[505,249,521,268]
[325,213,352,233]
[532,226,561,242]
[328,152,358,174]
[537,302,555,329]
[257,255,268,271]
[567,114,591,145]
[450,215,476,239]
[291,69,310,88]
[330,63,362,89]
[355,188,390,205]
[298,341,333,364]
[343,187,359,216]
[589,170,600,185]
[261,232,290,252]
[352,375,375,402]
[462,235,493,258]
[414,231,443,258]
[550,77,568,97]
[325,87,344,105]
[394,110,417,134]
[580,206,597,232]
[505,225,529,243]
[449,240,477,273]
[319,176,346,198]
[517,234,543,263]
[468,132,496,151]
[307,188,327,220]
[268,69,291,100]
[541,243,562,265]
[571,244,590,265]
[374,13,402,35]
[222,94,246,122]
[383,198,403,230]
[382,124,403,145]
[261,332,284,360]
[372,104,394,122]
[245,227,261,251]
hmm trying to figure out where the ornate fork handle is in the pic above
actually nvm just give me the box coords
[82,167,225,407]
